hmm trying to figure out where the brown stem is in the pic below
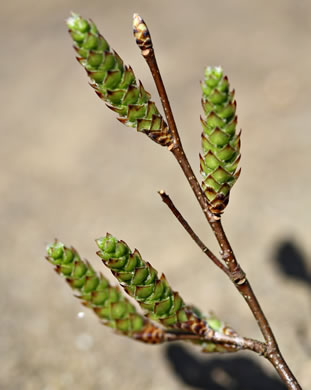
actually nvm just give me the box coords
[267,352,302,390]
[165,330,267,355]
[158,190,230,276]
[133,14,301,390]
[211,332,267,355]
[134,323,266,355]
[209,218,244,280]
[236,280,301,390]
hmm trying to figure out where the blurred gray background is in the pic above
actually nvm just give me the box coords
[1,0,311,389]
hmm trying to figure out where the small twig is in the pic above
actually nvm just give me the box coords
[135,327,267,355]
[158,190,230,277]
[164,330,267,356]
[133,14,181,148]
[133,319,266,355]
[133,14,301,390]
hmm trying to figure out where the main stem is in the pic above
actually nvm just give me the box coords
[133,14,301,390]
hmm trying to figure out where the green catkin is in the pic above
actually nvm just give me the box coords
[200,66,241,214]
[46,241,163,340]
[96,233,189,327]
[96,232,238,352]
[46,240,239,351]
[67,13,172,147]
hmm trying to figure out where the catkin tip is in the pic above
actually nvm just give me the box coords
[133,13,142,27]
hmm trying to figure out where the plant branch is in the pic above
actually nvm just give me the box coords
[134,327,267,355]
[133,14,301,390]
[158,190,230,276]
[164,330,267,356]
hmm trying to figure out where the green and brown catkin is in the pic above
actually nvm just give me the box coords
[46,241,165,343]
[96,233,189,328]
[67,13,172,147]
[96,233,239,350]
[200,66,241,214]
[46,239,239,351]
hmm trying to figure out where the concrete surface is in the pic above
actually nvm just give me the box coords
[1,0,311,389]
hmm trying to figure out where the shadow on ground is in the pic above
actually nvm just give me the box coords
[165,344,286,390]
[273,239,311,356]
[273,240,311,286]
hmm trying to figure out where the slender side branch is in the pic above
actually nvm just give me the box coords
[209,333,266,355]
[133,14,301,390]
[158,190,230,276]
[164,330,267,356]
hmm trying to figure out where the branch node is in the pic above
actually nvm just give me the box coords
[230,269,247,285]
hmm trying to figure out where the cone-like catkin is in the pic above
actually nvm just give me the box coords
[46,241,165,343]
[96,233,191,327]
[67,13,172,147]
[200,66,241,214]
[46,240,240,350]
[96,233,243,352]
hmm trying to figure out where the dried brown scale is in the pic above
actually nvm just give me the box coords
[133,325,165,344]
